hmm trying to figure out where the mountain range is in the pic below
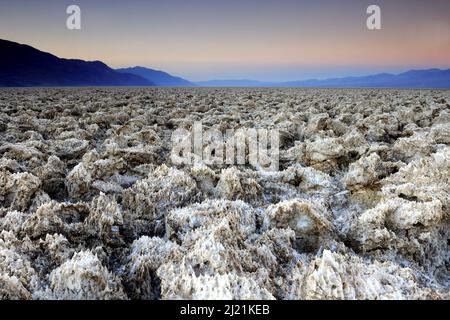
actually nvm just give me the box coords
[197,69,450,88]
[0,39,191,87]
[1,39,449,88]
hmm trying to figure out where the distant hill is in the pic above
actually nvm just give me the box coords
[0,39,153,87]
[116,66,196,87]
[197,69,450,88]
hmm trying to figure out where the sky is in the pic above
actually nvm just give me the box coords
[0,0,449,81]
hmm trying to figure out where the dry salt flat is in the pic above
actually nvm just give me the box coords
[0,88,448,300]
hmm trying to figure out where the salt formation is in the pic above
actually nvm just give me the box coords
[122,164,199,237]
[0,88,448,300]
[0,240,39,299]
[84,193,123,241]
[38,250,127,300]
[289,250,436,300]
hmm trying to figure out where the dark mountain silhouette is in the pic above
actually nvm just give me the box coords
[116,66,195,87]
[197,69,450,88]
[0,39,153,87]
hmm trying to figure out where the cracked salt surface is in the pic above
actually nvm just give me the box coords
[0,88,448,299]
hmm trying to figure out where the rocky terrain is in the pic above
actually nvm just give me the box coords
[0,88,448,300]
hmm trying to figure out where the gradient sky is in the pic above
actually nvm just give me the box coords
[1,0,449,81]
